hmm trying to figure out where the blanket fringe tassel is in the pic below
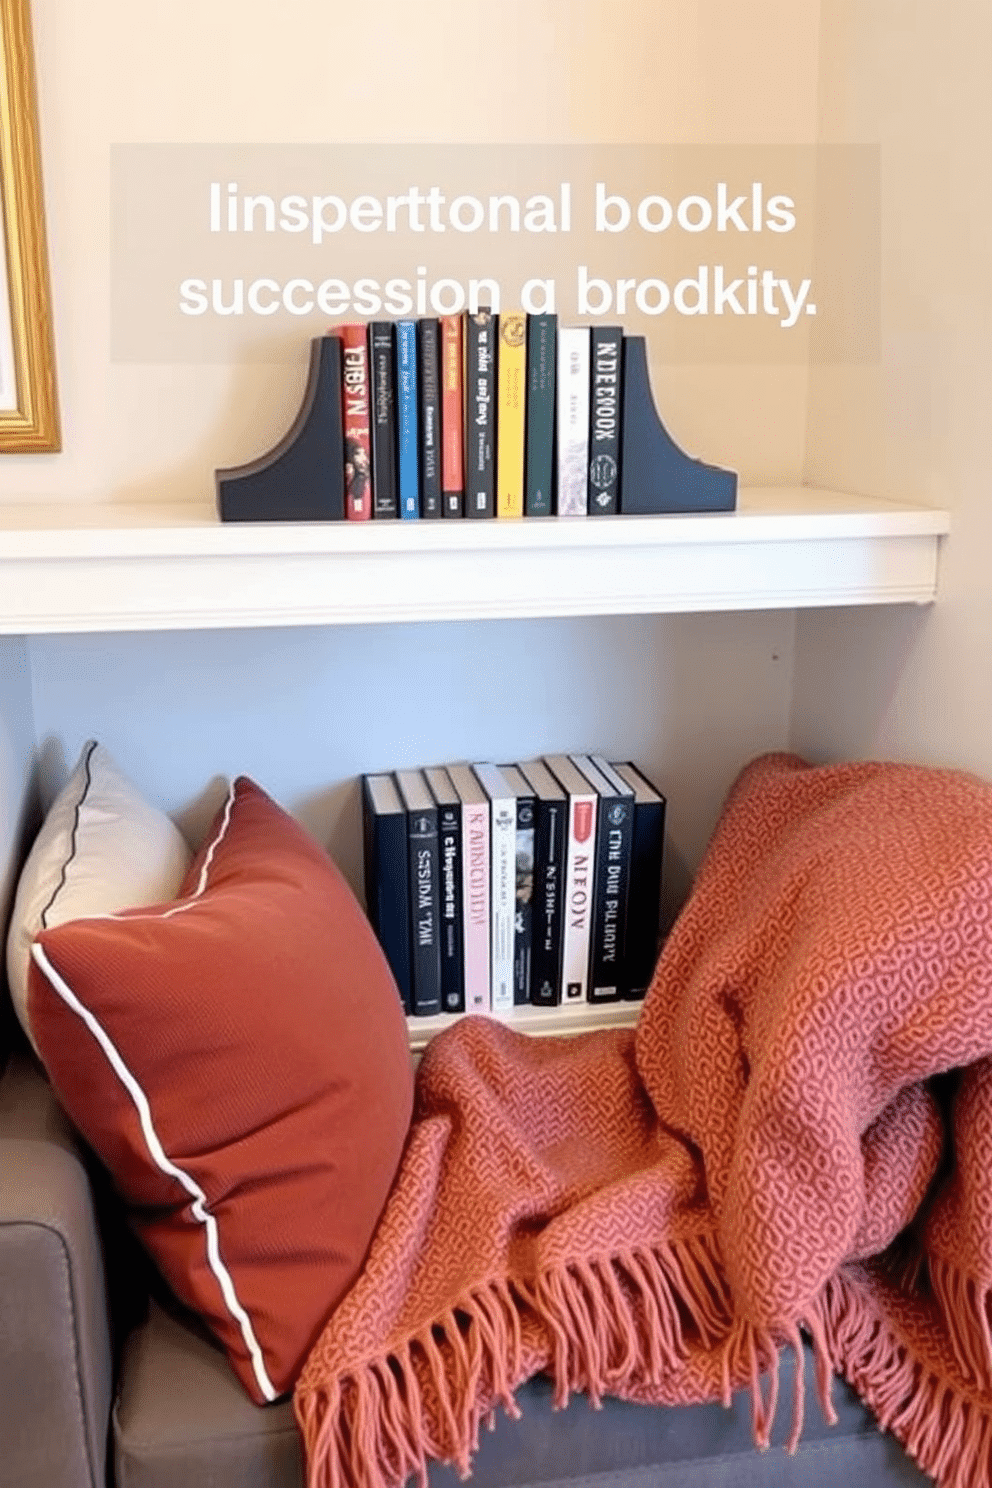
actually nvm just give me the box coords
[811,1269,992,1488]
[299,1245,992,1488]
[929,1254,992,1394]
[295,1232,734,1488]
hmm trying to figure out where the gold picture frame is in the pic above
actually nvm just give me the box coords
[0,0,57,450]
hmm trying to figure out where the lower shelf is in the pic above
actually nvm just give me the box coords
[406,999,640,1056]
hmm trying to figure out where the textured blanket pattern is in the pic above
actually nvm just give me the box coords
[296,753,992,1488]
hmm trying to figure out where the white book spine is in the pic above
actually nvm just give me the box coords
[489,794,517,1013]
[461,799,491,1013]
[560,788,598,1002]
[556,326,590,516]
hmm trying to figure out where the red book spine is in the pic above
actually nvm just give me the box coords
[440,315,464,517]
[339,322,373,520]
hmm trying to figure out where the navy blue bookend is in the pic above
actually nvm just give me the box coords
[618,337,737,514]
[216,335,345,523]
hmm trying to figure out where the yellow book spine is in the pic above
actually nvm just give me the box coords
[496,312,527,518]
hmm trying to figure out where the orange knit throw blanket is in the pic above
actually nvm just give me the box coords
[296,753,992,1488]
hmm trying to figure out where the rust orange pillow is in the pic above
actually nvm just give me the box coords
[27,776,413,1403]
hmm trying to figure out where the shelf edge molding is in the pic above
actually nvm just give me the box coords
[0,489,950,635]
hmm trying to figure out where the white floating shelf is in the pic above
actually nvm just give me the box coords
[406,999,639,1057]
[0,487,949,635]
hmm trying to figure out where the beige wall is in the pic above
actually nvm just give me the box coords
[792,0,992,778]
[2,0,822,506]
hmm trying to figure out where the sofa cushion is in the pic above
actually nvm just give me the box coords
[113,1300,929,1488]
[114,1302,303,1488]
[0,1054,113,1488]
[27,776,414,1404]
[5,739,192,1055]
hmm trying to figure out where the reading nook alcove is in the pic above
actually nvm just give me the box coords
[1,4,984,1488]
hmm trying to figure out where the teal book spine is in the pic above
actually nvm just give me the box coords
[396,319,420,518]
[525,313,557,516]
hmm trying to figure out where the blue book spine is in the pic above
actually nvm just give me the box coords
[397,320,420,518]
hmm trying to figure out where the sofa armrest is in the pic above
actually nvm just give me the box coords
[0,1055,112,1488]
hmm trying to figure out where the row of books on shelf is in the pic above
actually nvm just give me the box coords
[334,312,625,523]
[362,754,666,1019]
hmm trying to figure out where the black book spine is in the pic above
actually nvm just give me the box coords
[512,789,535,1005]
[588,791,634,1002]
[525,313,557,516]
[407,804,442,1015]
[369,321,399,518]
[588,325,623,515]
[437,799,465,1013]
[530,795,566,1006]
[417,318,443,518]
[463,310,497,518]
[361,779,412,1013]
[619,777,666,1001]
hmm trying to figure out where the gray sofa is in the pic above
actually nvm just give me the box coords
[0,1037,932,1488]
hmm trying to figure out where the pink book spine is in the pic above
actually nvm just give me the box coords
[461,800,491,1013]
[338,322,373,521]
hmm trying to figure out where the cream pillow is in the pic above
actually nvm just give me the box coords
[6,740,192,1053]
